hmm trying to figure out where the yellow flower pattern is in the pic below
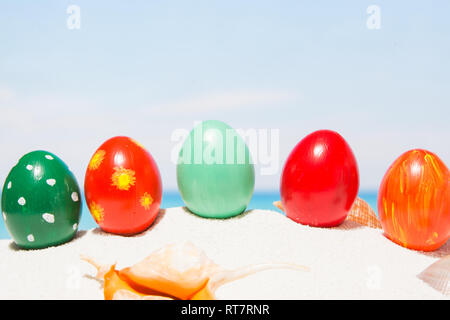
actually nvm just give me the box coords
[89,150,106,170]
[140,192,154,210]
[89,201,104,223]
[130,138,145,149]
[111,167,136,191]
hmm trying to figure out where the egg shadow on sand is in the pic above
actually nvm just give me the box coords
[180,207,371,231]
[91,209,167,238]
[8,230,88,251]
[418,240,450,259]
[334,221,450,258]
[334,219,368,230]
[180,206,257,221]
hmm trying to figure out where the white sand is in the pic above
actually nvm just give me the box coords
[0,207,448,300]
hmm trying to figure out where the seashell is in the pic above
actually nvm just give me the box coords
[273,200,284,212]
[112,290,173,300]
[119,242,221,300]
[417,255,450,296]
[274,197,381,229]
[82,242,309,300]
[346,197,381,229]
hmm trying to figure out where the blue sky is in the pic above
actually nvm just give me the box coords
[0,0,449,191]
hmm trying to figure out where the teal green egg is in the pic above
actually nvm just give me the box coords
[1,151,81,249]
[177,120,255,218]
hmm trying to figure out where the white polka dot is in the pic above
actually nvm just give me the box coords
[45,155,54,160]
[26,165,33,171]
[27,234,34,242]
[42,213,55,223]
[7,181,11,189]
[18,197,26,206]
[73,223,78,230]
[71,192,79,202]
[2,212,6,221]
[46,179,56,186]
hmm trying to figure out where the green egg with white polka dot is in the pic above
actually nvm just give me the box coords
[1,151,81,249]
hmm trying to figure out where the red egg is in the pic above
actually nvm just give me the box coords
[280,130,359,227]
[84,136,162,235]
[378,149,450,251]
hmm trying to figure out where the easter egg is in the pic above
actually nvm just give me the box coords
[84,136,162,235]
[280,130,359,227]
[177,120,255,218]
[1,151,81,249]
[378,149,450,251]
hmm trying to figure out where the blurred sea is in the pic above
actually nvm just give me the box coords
[0,191,378,239]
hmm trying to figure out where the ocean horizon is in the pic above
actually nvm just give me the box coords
[0,190,379,239]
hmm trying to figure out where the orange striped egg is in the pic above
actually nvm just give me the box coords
[378,149,450,251]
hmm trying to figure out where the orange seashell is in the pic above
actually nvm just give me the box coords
[273,200,284,212]
[347,197,382,229]
[82,242,309,300]
[103,265,145,300]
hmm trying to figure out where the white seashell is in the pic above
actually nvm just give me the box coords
[418,255,450,296]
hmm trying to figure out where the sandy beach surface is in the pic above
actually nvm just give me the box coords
[0,207,448,300]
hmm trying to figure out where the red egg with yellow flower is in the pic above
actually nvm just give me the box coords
[84,136,162,235]
[378,149,450,251]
